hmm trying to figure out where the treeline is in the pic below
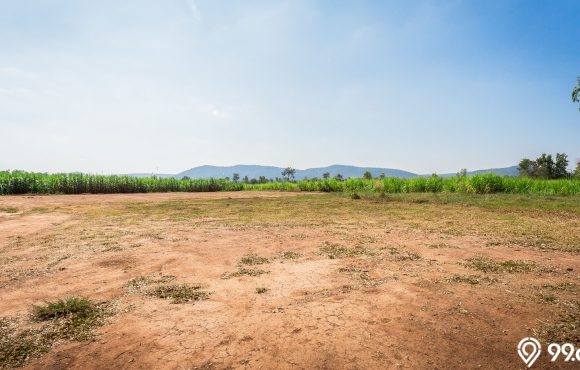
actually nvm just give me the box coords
[518,153,580,179]
[1,171,579,196]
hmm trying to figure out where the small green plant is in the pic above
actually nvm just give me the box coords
[0,206,18,213]
[32,297,95,321]
[146,284,208,304]
[239,253,269,266]
[255,287,267,294]
[350,192,361,200]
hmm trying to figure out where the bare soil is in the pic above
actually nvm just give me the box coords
[0,192,578,369]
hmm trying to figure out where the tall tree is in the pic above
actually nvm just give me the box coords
[232,173,240,182]
[535,153,554,179]
[281,167,296,181]
[554,153,569,179]
[363,171,372,179]
[322,172,330,179]
[518,158,536,177]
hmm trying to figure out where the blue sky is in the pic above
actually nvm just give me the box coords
[1,0,578,174]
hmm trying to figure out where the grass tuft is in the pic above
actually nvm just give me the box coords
[255,287,268,294]
[146,284,208,304]
[32,297,96,322]
[464,256,544,273]
[124,275,176,292]
[278,251,301,260]
[319,242,373,259]
[1,296,112,368]
[221,267,269,279]
[239,253,269,266]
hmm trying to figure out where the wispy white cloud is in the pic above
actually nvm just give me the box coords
[185,0,201,22]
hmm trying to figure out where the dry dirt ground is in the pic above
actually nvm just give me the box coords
[0,191,579,369]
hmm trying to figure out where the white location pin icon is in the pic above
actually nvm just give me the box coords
[517,337,542,368]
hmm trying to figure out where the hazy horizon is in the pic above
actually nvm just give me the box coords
[1,1,579,175]
[1,161,519,177]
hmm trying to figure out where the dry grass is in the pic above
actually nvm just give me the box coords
[464,256,547,273]
[221,267,269,279]
[239,253,269,266]
[146,284,209,304]
[0,297,112,369]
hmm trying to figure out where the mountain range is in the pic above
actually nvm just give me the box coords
[128,165,519,180]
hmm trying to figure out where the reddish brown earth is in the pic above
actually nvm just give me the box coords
[0,192,578,369]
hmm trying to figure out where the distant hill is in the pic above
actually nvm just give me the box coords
[176,165,285,180]
[439,166,519,178]
[297,165,416,179]
[127,164,519,180]
[467,166,519,176]
[176,164,417,180]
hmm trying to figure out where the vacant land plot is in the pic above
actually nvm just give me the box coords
[0,192,579,369]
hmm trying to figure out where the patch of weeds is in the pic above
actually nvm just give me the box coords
[239,253,269,266]
[278,251,301,260]
[447,274,482,285]
[319,242,373,259]
[1,296,115,368]
[124,274,176,292]
[0,318,50,369]
[350,192,361,200]
[338,266,371,279]
[255,287,267,294]
[541,282,578,291]
[536,293,558,304]
[0,206,18,214]
[338,267,368,273]
[338,266,392,288]
[387,247,421,261]
[464,256,545,273]
[32,297,94,321]
[31,297,112,342]
[428,243,453,249]
[538,301,579,343]
[146,284,208,304]
[221,267,269,279]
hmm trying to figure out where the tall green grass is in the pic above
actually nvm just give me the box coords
[1,171,579,195]
[0,171,242,195]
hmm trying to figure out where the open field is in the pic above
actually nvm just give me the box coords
[1,192,579,369]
